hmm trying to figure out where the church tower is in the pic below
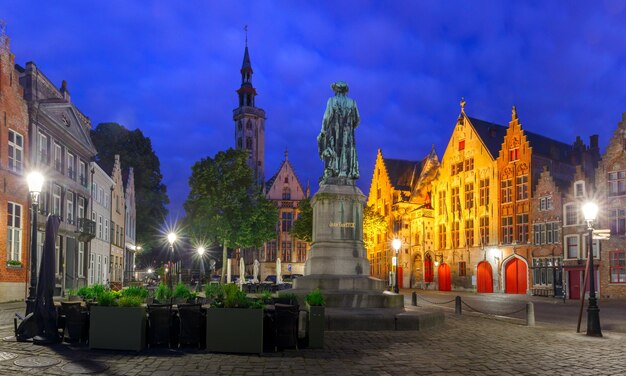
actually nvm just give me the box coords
[233,39,266,185]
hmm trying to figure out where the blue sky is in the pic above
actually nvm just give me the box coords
[2,1,626,220]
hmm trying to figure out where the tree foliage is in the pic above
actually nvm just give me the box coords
[90,122,169,262]
[291,197,312,242]
[363,204,388,251]
[184,149,277,282]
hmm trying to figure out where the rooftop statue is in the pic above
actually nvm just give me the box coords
[317,81,360,183]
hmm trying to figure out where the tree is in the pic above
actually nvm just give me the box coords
[90,122,169,262]
[363,205,388,252]
[184,149,277,283]
[291,197,312,242]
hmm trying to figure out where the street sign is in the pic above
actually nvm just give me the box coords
[392,256,397,266]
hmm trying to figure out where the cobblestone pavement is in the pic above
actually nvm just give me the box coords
[0,301,624,375]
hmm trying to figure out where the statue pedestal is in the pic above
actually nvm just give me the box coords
[293,182,402,308]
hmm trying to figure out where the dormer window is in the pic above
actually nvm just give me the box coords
[458,140,465,151]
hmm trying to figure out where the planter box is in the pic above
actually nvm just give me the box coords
[307,303,325,349]
[89,306,146,351]
[206,308,263,354]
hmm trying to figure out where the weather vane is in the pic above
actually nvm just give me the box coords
[244,25,248,46]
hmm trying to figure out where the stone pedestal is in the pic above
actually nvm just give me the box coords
[293,181,402,308]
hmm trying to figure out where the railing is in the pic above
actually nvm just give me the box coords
[76,217,96,241]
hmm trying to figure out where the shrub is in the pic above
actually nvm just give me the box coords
[222,284,251,308]
[204,283,224,307]
[97,290,118,307]
[121,285,148,299]
[173,282,192,300]
[118,295,144,307]
[260,290,273,304]
[305,289,326,306]
[154,282,172,302]
[77,284,108,300]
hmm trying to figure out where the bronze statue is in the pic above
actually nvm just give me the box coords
[318,81,360,182]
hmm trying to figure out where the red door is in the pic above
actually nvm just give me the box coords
[398,267,404,289]
[569,270,581,300]
[477,261,493,293]
[505,258,527,294]
[424,255,434,283]
[438,263,451,291]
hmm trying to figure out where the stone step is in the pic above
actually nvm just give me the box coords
[324,307,445,331]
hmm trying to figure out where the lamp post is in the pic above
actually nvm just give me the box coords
[26,172,44,315]
[582,202,602,337]
[197,246,206,290]
[167,232,177,290]
[392,238,402,294]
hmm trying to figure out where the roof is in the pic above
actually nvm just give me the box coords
[241,46,252,71]
[383,158,423,191]
[468,116,574,163]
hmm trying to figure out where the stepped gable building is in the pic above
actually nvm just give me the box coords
[0,34,30,302]
[260,150,309,279]
[18,62,97,295]
[124,167,137,284]
[366,147,439,288]
[89,161,112,286]
[109,155,125,288]
[595,113,626,298]
[233,42,265,186]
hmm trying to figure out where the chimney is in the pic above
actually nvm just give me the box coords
[60,79,70,101]
[589,134,599,150]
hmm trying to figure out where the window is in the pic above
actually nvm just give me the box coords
[89,253,94,285]
[438,224,446,249]
[451,187,460,215]
[608,171,626,197]
[574,181,585,198]
[54,143,63,172]
[517,214,529,243]
[104,194,109,209]
[79,161,87,186]
[266,241,277,262]
[97,255,102,284]
[547,222,560,244]
[104,220,109,241]
[8,130,23,174]
[464,158,474,171]
[516,175,528,200]
[479,179,489,207]
[458,261,467,277]
[246,137,252,150]
[281,212,293,232]
[451,222,460,248]
[78,242,84,277]
[438,191,446,216]
[98,188,104,205]
[78,197,85,220]
[7,202,22,261]
[458,140,465,150]
[98,215,103,239]
[501,179,512,203]
[39,133,48,164]
[464,219,474,246]
[66,191,74,224]
[92,183,97,201]
[582,234,600,259]
[282,187,291,200]
[509,148,519,162]
[609,251,626,283]
[296,242,307,262]
[281,241,292,262]
[502,216,513,244]
[565,235,579,259]
[67,152,76,179]
[465,183,474,210]
[539,196,553,211]
[533,224,541,245]
[53,185,62,216]
[609,209,626,236]
[564,204,579,226]
[480,216,489,245]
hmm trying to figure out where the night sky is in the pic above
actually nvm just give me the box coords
[2,1,625,221]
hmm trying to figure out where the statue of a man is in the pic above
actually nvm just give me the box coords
[317,81,360,182]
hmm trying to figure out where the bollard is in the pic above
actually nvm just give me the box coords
[526,301,535,327]
[411,291,417,306]
[455,296,462,316]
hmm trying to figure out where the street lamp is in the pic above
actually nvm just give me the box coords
[197,246,206,290]
[392,238,402,294]
[26,171,44,315]
[582,201,602,337]
[167,232,177,290]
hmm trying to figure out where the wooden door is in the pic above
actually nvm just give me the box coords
[505,258,528,294]
[477,261,493,293]
[438,263,451,291]
[424,255,434,283]
[398,267,404,289]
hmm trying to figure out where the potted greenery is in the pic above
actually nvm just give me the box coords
[205,283,264,354]
[89,286,148,351]
[154,282,172,303]
[6,259,22,268]
[172,282,196,304]
[305,288,325,348]
[275,291,299,306]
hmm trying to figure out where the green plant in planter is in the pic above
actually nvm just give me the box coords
[118,295,144,307]
[97,290,118,306]
[305,288,326,306]
[204,283,224,307]
[259,290,273,305]
[121,285,148,299]
[154,282,172,302]
[7,260,22,266]
[277,291,298,305]
[223,283,252,308]
[173,282,193,300]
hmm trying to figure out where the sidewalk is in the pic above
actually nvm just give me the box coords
[0,300,624,375]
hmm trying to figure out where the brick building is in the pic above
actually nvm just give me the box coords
[0,35,30,302]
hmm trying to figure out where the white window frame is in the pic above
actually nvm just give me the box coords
[98,215,103,239]
[565,235,580,259]
[7,202,22,261]
[78,197,85,220]
[104,219,109,242]
[78,242,84,277]
[66,191,74,224]
[54,143,63,172]
[564,203,579,226]
[8,129,24,174]
[581,234,600,260]
[39,133,48,164]
[53,185,62,216]
[574,181,585,198]
[67,152,76,179]
[89,253,94,285]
